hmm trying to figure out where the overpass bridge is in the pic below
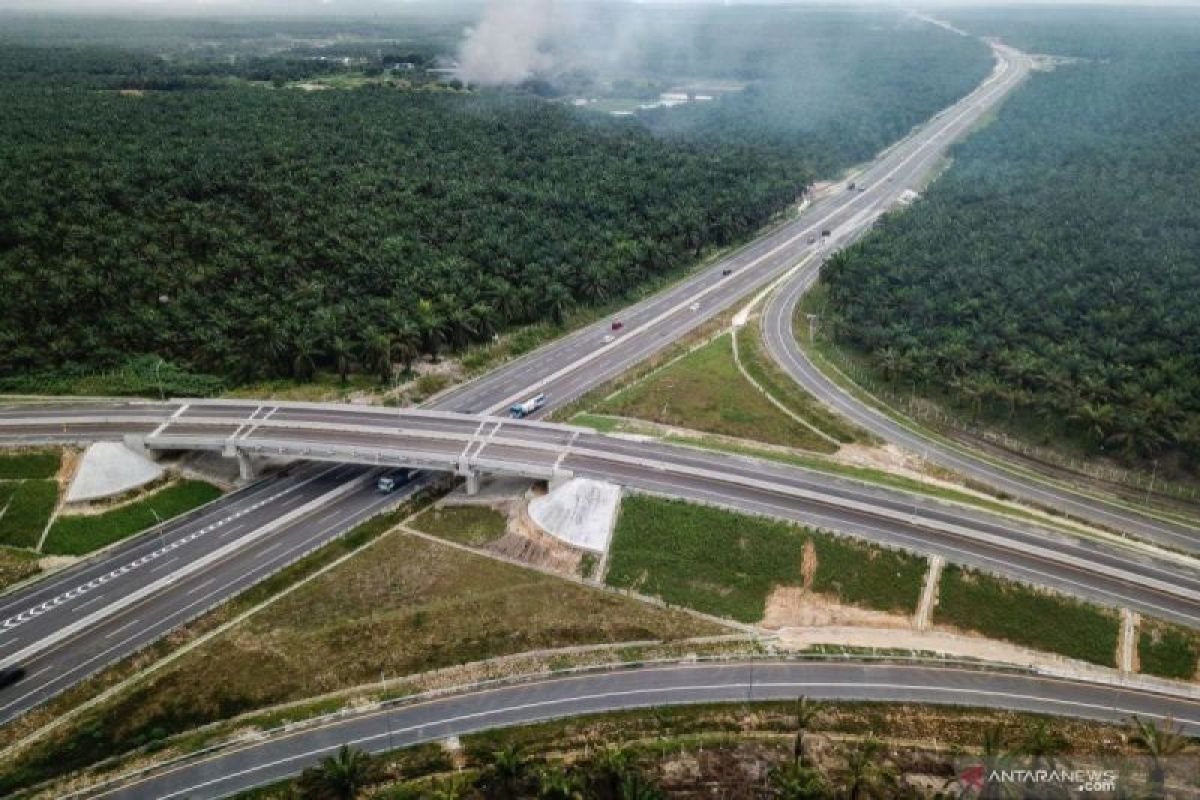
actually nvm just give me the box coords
[4,399,1200,629]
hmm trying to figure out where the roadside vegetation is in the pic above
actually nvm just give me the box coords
[235,702,1184,800]
[0,530,719,794]
[409,504,508,547]
[42,479,222,556]
[0,545,41,592]
[606,495,925,622]
[737,323,864,444]
[1137,619,1200,681]
[819,9,1200,477]
[934,566,1120,667]
[598,334,838,452]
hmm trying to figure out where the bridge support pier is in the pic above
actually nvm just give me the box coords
[464,470,481,496]
[236,451,258,482]
[549,470,574,492]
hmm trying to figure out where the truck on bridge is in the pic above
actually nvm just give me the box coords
[509,393,547,419]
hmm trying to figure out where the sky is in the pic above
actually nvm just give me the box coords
[0,0,1197,12]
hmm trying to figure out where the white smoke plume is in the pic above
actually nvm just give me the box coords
[457,0,572,86]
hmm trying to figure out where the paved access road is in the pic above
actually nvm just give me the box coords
[86,661,1200,799]
[5,400,1200,633]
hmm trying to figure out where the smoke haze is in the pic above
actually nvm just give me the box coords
[457,0,563,86]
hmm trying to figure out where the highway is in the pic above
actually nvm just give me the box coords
[0,35,1194,793]
[84,661,1200,799]
[4,400,1200,638]
[428,43,1032,419]
[0,457,423,726]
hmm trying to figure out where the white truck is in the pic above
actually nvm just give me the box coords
[509,393,547,419]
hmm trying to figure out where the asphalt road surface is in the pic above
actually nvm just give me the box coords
[4,401,1199,633]
[86,661,1200,799]
[0,459,423,725]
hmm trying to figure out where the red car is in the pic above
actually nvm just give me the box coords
[611,320,624,331]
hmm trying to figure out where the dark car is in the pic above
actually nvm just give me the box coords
[611,320,624,331]
[0,666,26,690]
[721,268,733,276]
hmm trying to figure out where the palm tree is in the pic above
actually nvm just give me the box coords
[297,744,377,800]
[328,335,352,385]
[537,764,583,800]
[618,771,665,800]
[1019,721,1069,799]
[978,726,1012,800]
[587,745,633,800]
[768,761,829,799]
[1126,716,1189,799]
[477,744,529,800]
[793,695,823,767]
[842,738,899,800]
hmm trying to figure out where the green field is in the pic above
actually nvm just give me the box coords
[598,334,837,452]
[934,566,1120,667]
[1138,619,1199,680]
[0,449,61,479]
[0,479,58,549]
[606,495,925,622]
[410,504,508,547]
[738,324,864,444]
[43,480,222,556]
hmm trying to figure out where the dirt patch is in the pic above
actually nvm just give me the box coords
[56,448,81,492]
[834,443,924,477]
[492,500,584,576]
[800,540,817,590]
[762,586,913,629]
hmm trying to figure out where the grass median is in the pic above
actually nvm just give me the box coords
[42,479,222,556]
[597,333,838,453]
[605,494,925,622]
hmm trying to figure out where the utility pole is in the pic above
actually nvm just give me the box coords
[1145,459,1158,506]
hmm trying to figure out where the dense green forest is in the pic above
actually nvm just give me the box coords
[0,9,989,392]
[820,9,1200,471]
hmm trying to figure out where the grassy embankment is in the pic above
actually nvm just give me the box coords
[934,566,1121,667]
[1,528,720,795]
[606,495,925,623]
[1137,619,1200,680]
[42,480,223,556]
[596,333,840,453]
[409,505,508,547]
[0,449,60,552]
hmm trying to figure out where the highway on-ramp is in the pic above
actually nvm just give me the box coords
[84,661,1200,799]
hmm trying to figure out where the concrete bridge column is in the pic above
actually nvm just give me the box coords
[236,451,258,482]
[464,470,481,496]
